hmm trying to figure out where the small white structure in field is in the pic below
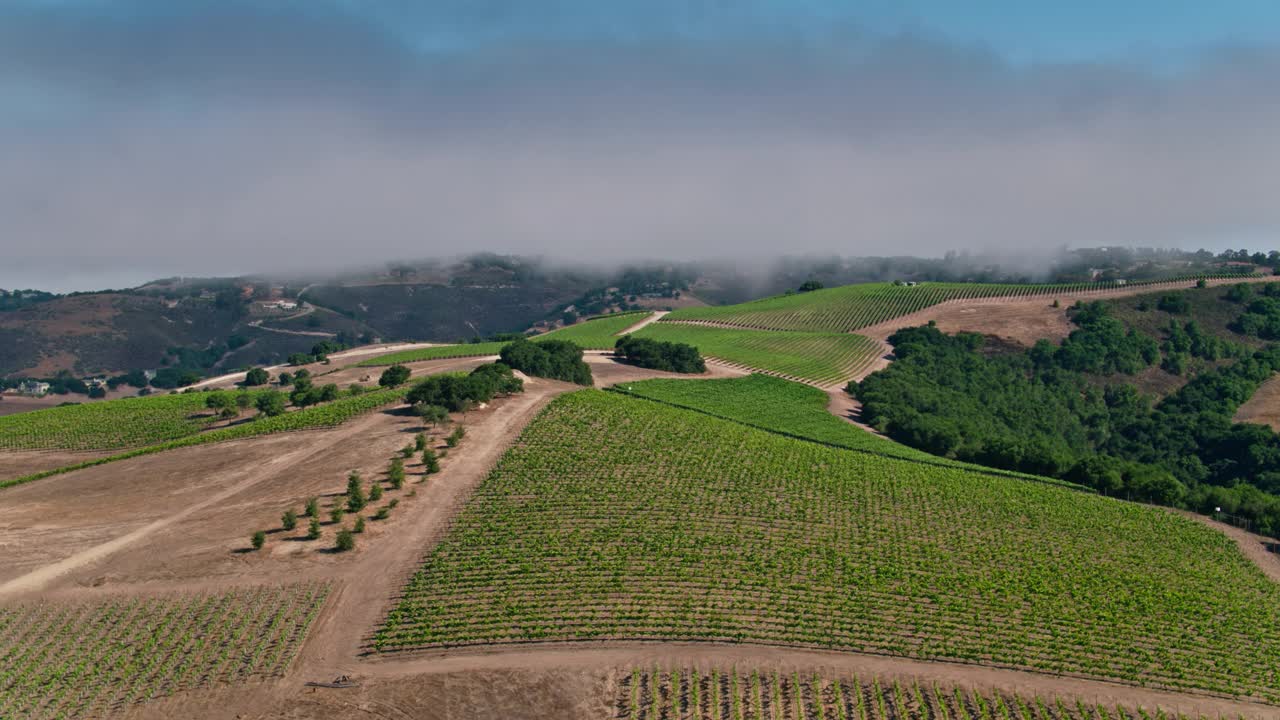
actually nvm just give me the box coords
[17,381,50,396]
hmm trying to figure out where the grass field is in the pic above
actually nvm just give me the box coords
[0,582,329,720]
[610,375,1079,487]
[632,324,881,385]
[356,312,653,366]
[375,390,1280,703]
[1,386,409,489]
[615,667,1209,720]
[665,277,1254,333]
[0,392,264,451]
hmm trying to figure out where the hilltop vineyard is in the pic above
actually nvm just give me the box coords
[0,582,329,720]
[374,391,1280,703]
[633,324,882,386]
[2,386,410,489]
[614,667,1216,720]
[357,311,654,366]
[609,375,1074,486]
[664,277,1255,333]
[0,392,245,451]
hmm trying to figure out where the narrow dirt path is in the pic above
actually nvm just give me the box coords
[351,644,1277,720]
[825,388,886,438]
[617,310,668,335]
[0,412,391,598]
[247,322,335,338]
[289,378,577,682]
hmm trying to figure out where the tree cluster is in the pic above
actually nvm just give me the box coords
[855,311,1280,536]
[498,338,592,385]
[613,336,705,374]
[406,363,524,414]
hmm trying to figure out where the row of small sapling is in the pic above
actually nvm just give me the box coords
[248,422,465,553]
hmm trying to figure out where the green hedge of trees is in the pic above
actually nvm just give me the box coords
[406,363,524,413]
[613,336,705,373]
[498,338,592,385]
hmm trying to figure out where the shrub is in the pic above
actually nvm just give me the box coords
[388,498,399,509]
[379,364,411,388]
[307,517,321,540]
[423,448,440,474]
[282,509,298,530]
[330,506,345,523]
[401,444,415,459]
[334,529,355,552]
[373,506,390,521]
[414,403,450,427]
[369,483,384,502]
[251,531,266,550]
[446,426,465,448]
[304,497,319,518]
[414,432,427,451]
[1157,294,1190,314]
[388,457,405,489]
[243,367,270,386]
[255,391,287,417]
[346,473,366,513]
[354,517,366,533]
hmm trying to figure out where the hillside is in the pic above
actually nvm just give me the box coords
[0,292,378,378]
[376,389,1280,702]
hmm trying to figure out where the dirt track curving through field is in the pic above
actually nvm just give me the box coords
[0,411,397,598]
[617,310,669,334]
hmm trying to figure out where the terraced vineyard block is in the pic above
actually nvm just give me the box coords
[375,390,1280,704]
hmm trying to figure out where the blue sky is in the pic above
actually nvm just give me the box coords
[1,1,1279,290]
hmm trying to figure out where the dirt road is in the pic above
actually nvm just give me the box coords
[0,411,395,598]
[617,310,669,334]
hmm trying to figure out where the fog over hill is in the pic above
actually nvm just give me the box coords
[2,1,1279,291]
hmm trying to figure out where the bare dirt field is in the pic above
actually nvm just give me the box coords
[1235,373,1280,431]
[858,275,1278,347]
[120,644,1280,720]
[0,448,116,481]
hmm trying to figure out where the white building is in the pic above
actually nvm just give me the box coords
[17,381,50,396]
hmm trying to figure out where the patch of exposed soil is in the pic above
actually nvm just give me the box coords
[1235,373,1280,431]
[0,449,117,481]
[122,644,1280,720]
[858,275,1279,347]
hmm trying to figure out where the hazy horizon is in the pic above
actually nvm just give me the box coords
[3,1,1279,292]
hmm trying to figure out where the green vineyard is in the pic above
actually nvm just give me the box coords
[633,324,882,385]
[664,277,1254,333]
[530,311,652,349]
[0,582,329,720]
[609,375,1077,486]
[2,386,409,489]
[615,667,1213,720]
[356,311,653,366]
[0,392,263,451]
[374,391,1280,703]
